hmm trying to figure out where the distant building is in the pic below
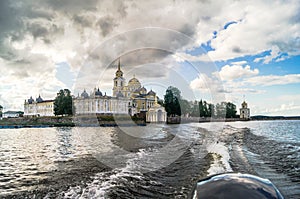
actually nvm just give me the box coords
[3,111,24,118]
[240,101,250,119]
[24,95,54,117]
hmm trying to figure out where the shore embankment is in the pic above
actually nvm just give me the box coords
[0,115,146,129]
[1,115,299,129]
[0,116,74,128]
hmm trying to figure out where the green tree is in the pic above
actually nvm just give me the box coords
[54,89,73,116]
[215,102,237,118]
[164,86,182,116]
[0,105,3,118]
[208,103,215,117]
[226,102,237,118]
[203,101,209,117]
[199,100,205,117]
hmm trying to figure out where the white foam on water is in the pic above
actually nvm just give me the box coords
[206,141,233,176]
[60,148,154,198]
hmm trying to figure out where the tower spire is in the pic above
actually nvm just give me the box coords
[115,58,123,77]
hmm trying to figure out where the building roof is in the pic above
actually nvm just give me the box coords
[242,101,248,107]
[115,58,123,78]
[95,88,103,96]
[128,77,140,84]
[40,100,54,103]
[147,89,156,96]
[36,95,43,103]
[81,89,89,98]
[3,111,24,114]
[28,96,34,104]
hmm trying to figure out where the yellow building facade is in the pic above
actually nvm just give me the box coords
[24,95,54,117]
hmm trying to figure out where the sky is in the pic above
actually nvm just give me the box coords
[0,0,299,116]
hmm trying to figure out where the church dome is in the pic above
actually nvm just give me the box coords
[28,96,34,104]
[81,90,89,98]
[95,88,103,96]
[36,95,43,103]
[128,77,140,84]
[147,90,156,96]
[128,76,141,89]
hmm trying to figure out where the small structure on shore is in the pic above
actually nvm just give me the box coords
[146,95,167,123]
[2,111,24,118]
[240,100,250,119]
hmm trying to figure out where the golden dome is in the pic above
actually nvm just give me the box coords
[128,77,140,84]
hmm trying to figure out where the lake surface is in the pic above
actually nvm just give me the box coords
[0,120,299,198]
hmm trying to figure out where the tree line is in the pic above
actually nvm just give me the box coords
[163,86,238,118]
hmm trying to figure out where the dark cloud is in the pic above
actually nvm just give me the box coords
[73,14,94,27]
[232,46,243,53]
[0,0,56,60]
[179,23,195,37]
[43,0,99,13]
[6,54,55,79]
[0,1,22,37]
[97,16,117,36]
[117,48,172,68]
[29,23,48,38]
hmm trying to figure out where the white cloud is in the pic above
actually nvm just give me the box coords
[218,64,259,81]
[254,46,281,64]
[245,74,300,86]
[230,60,247,65]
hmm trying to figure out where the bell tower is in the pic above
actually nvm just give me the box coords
[113,59,125,97]
[240,98,250,119]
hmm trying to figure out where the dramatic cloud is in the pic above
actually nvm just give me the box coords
[218,64,259,81]
[0,0,300,111]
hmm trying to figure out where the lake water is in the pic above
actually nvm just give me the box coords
[0,120,299,198]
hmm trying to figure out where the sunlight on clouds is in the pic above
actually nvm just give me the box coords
[245,74,300,86]
[218,64,259,81]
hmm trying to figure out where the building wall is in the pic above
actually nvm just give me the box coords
[24,101,54,116]
[73,97,133,115]
[146,108,167,122]
[240,108,250,119]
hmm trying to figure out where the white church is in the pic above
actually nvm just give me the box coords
[72,60,167,122]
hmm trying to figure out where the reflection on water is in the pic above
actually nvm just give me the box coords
[0,121,299,198]
[0,127,90,195]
